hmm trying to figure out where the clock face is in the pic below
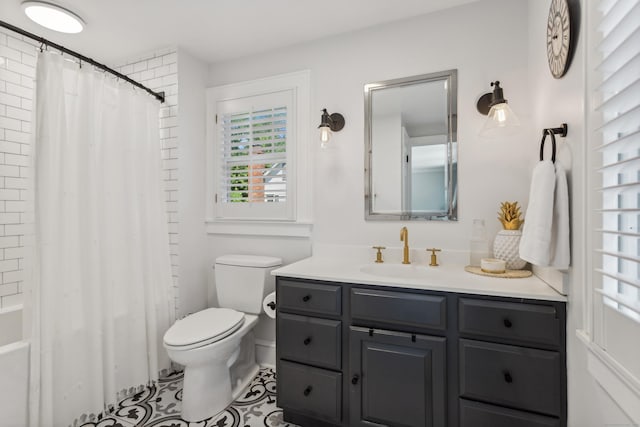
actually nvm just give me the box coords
[547,0,571,78]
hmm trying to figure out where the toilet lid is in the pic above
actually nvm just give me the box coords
[163,308,245,348]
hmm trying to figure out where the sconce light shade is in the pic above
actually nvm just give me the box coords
[477,81,520,137]
[318,108,345,148]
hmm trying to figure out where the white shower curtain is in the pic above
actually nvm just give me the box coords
[25,52,174,426]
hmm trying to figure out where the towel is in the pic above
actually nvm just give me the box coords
[550,163,570,269]
[519,160,556,266]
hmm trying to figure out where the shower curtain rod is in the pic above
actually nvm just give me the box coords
[0,20,165,103]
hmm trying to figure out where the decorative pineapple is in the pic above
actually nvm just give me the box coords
[494,201,527,270]
[497,201,524,230]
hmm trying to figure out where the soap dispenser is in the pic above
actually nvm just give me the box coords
[469,219,490,267]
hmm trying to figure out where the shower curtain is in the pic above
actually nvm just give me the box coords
[25,51,174,426]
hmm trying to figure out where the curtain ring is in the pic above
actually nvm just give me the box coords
[539,129,557,163]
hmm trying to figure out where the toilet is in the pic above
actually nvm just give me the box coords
[163,254,282,422]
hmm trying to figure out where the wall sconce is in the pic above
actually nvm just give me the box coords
[318,108,345,148]
[476,81,520,136]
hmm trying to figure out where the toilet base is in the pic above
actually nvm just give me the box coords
[182,360,232,422]
[166,315,260,422]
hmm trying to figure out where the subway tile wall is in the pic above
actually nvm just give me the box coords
[0,27,179,311]
[0,29,35,310]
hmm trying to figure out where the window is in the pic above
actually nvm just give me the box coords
[585,0,640,420]
[215,91,292,220]
[206,71,312,236]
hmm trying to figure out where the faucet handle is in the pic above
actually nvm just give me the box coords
[372,246,386,263]
[426,248,441,266]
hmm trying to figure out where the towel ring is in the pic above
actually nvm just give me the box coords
[539,123,568,164]
[540,129,557,163]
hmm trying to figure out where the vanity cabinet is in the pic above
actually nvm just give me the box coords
[457,297,566,427]
[275,277,566,427]
[349,326,446,427]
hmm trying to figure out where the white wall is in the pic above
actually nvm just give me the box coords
[526,0,634,425]
[207,0,533,255]
[176,50,209,318]
[203,0,533,350]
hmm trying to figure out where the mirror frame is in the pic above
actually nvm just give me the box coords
[364,69,458,221]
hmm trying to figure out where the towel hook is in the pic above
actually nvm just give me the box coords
[539,123,568,164]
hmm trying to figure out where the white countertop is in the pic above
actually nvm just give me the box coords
[272,256,567,302]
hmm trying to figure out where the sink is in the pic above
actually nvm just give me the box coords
[359,263,437,280]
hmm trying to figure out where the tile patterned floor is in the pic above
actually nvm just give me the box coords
[78,368,298,427]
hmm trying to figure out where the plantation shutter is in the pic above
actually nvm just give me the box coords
[214,90,294,220]
[590,0,640,379]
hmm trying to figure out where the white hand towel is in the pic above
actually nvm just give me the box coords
[519,160,556,266]
[551,163,570,269]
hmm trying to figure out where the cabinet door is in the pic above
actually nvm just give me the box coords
[349,326,446,427]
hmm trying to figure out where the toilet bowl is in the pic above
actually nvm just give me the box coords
[162,254,281,422]
[164,309,259,421]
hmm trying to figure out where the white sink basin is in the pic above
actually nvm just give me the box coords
[359,263,439,280]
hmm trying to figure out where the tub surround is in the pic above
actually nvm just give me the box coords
[0,305,28,427]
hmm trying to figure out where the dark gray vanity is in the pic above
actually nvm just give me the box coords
[275,276,566,427]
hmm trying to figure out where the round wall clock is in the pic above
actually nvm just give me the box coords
[547,0,572,78]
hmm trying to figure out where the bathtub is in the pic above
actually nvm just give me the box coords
[0,305,29,427]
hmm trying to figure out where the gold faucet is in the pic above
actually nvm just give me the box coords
[400,226,410,264]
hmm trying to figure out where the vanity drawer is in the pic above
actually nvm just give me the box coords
[460,399,560,427]
[277,360,342,424]
[278,313,342,370]
[459,339,562,417]
[351,288,446,331]
[278,279,342,316]
[459,298,561,348]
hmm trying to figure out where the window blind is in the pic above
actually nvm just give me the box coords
[218,107,288,205]
[592,0,640,323]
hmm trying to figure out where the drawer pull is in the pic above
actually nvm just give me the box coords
[351,375,359,385]
[303,386,313,396]
[503,318,513,328]
[303,337,312,346]
[503,371,513,383]
[302,295,312,302]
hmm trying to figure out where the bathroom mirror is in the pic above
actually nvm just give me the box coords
[365,70,458,221]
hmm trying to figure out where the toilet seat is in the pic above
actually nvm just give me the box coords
[163,308,245,351]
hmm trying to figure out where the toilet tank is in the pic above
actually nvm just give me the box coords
[215,254,282,314]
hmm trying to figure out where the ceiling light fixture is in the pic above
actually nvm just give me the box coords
[22,1,85,34]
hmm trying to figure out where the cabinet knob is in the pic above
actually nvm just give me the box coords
[303,386,313,396]
[302,295,311,302]
[503,318,513,328]
[503,371,513,383]
[351,375,360,385]
[303,337,312,346]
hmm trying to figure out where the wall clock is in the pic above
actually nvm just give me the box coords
[547,0,572,78]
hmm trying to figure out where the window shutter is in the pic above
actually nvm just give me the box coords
[592,0,640,325]
[214,90,294,220]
